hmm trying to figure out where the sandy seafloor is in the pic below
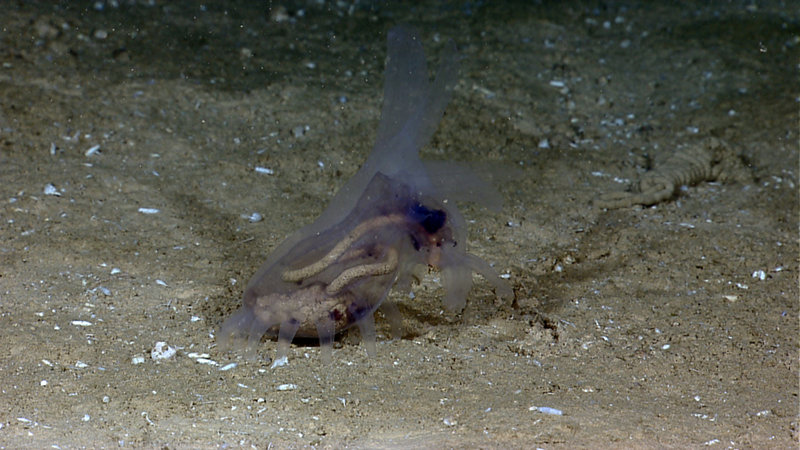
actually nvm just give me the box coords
[0,0,797,448]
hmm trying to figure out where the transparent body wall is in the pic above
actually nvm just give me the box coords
[219,26,512,363]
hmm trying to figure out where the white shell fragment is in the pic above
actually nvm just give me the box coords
[276,383,297,391]
[151,341,177,360]
[270,355,289,369]
[85,144,101,156]
[187,352,218,366]
[138,207,160,214]
[219,362,237,371]
[71,320,92,327]
[530,406,563,416]
[131,355,146,365]
[241,212,263,222]
[43,183,61,196]
[254,166,274,175]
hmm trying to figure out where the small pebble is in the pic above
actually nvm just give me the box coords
[270,5,289,22]
[292,125,307,137]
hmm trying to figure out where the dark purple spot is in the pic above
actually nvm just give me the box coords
[410,234,421,251]
[409,202,446,234]
[347,302,372,323]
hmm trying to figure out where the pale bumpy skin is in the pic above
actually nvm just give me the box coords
[218,26,512,363]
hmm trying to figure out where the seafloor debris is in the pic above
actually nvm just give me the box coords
[595,137,752,209]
